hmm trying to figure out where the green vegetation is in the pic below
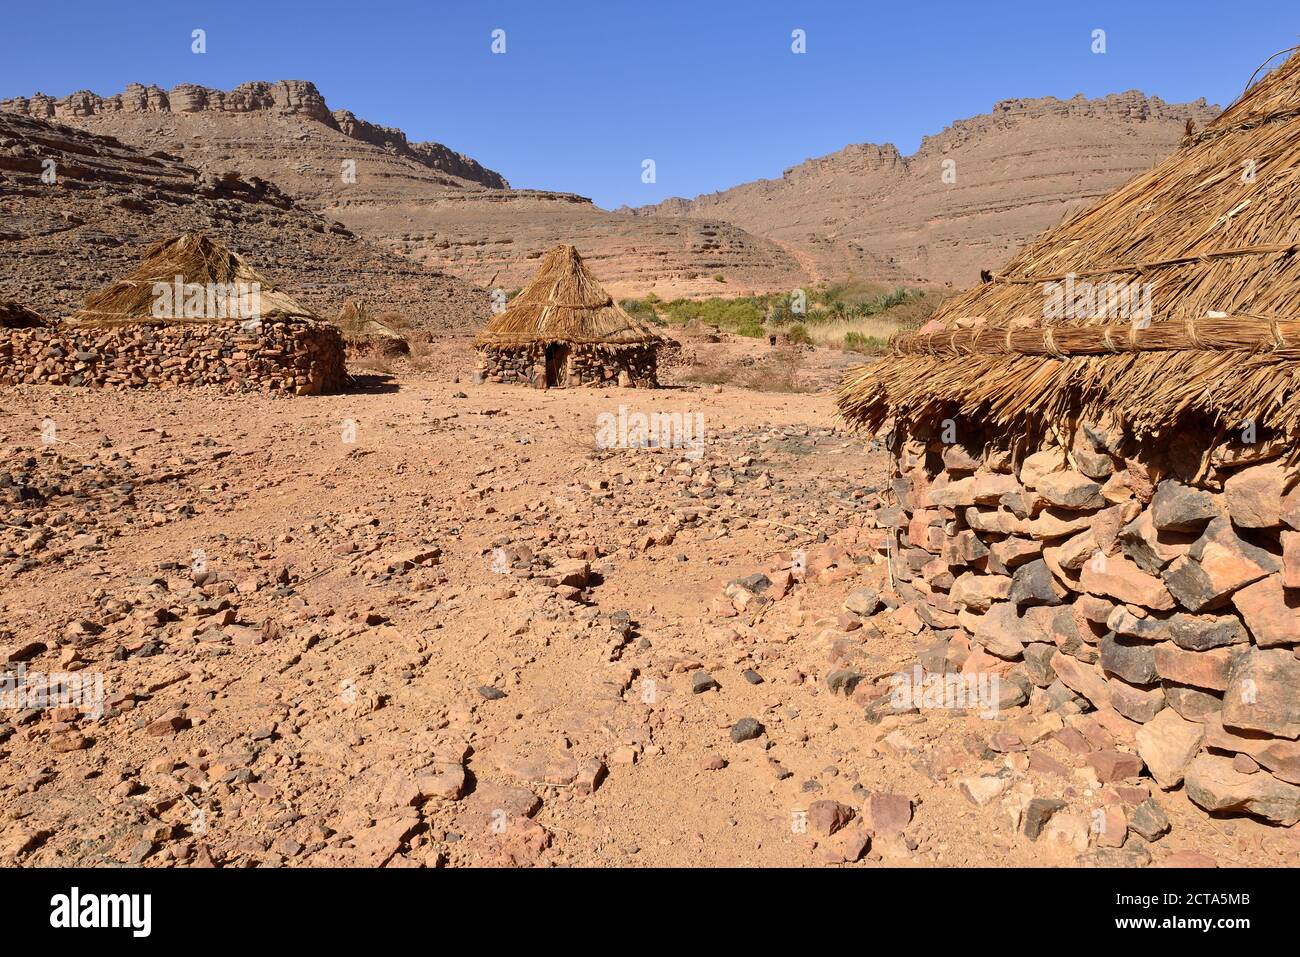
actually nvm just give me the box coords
[619,280,944,351]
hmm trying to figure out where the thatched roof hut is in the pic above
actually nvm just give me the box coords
[0,301,47,329]
[336,299,411,357]
[838,47,1300,456]
[475,245,662,388]
[66,232,319,328]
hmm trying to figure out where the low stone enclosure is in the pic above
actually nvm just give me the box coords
[882,417,1300,824]
[0,318,347,394]
[477,342,658,388]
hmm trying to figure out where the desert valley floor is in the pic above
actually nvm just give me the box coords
[2,336,1296,869]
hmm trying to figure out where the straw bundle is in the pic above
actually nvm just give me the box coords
[838,46,1300,446]
[475,245,663,347]
[66,232,318,328]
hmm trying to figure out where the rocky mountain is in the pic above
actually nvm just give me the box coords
[2,82,806,298]
[0,109,490,330]
[634,92,1222,287]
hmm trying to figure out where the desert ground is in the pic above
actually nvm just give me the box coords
[2,333,1295,868]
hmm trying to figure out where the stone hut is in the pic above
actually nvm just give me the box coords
[0,233,347,394]
[837,50,1300,826]
[475,244,662,388]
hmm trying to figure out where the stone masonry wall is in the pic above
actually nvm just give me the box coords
[0,319,347,395]
[478,344,658,388]
[889,419,1300,826]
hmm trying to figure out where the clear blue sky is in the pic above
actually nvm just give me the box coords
[3,1,1296,209]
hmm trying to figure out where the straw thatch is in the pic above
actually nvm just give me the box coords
[838,46,1300,448]
[65,232,318,327]
[474,245,663,348]
[0,301,47,329]
[336,298,411,355]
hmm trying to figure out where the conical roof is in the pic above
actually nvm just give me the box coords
[475,245,663,347]
[66,233,318,327]
[838,46,1300,449]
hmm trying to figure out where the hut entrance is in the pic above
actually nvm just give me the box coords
[544,344,569,387]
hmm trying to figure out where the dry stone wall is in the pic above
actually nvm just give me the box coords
[0,319,346,395]
[477,344,658,388]
[888,419,1300,825]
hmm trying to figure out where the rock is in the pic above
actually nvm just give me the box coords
[1051,650,1112,710]
[1184,753,1300,825]
[417,766,467,801]
[868,792,913,834]
[477,685,508,700]
[1008,559,1067,607]
[144,711,190,737]
[1223,461,1287,528]
[1152,643,1238,692]
[574,759,606,795]
[842,588,882,617]
[1020,448,1067,489]
[691,672,719,694]
[730,717,764,743]
[957,774,1008,806]
[826,669,865,696]
[1023,797,1067,839]
[1119,510,1195,574]
[1100,632,1158,685]
[1151,480,1220,531]
[1222,648,1300,739]
[1080,554,1176,610]
[1106,606,1247,651]
[807,799,855,836]
[1036,471,1104,510]
[1163,683,1224,722]
[1086,749,1144,782]
[1161,518,1280,612]
[1107,677,1166,723]
[819,825,871,863]
[1135,707,1205,788]
[1232,575,1300,647]
[1128,798,1171,841]
[950,572,1012,611]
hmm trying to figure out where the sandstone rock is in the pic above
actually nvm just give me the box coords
[1106,606,1247,651]
[1184,753,1300,825]
[1100,632,1158,685]
[1152,643,1238,692]
[1080,553,1175,610]
[1232,575,1300,647]
[1008,559,1068,606]
[1023,797,1066,839]
[807,799,855,836]
[1086,749,1144,782]
[1135,707,1205,788]
[1151,480,1220,531]
[1222,648,1300,739]
[1128,798,1171,842]
[1223,461,1287,528]
[1119,509,1195,574]
[1036,471,1104,510]
[1161,518,1280,612]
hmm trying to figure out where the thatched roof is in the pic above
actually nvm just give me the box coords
[474,245,663,348]
[838,46,1300,450]
[0,301,47,329]
[336,299,410,355]
[66,233,319,328]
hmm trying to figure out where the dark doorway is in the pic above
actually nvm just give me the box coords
[544,344,569,388]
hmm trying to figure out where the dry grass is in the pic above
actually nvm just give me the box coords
[680,345,814,393]
[476,245,663,347]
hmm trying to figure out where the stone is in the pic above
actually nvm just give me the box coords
[417,766,467,801]
[1128,798,1171,842]
[1161,517,1280,612]
[868,792,913,834]
[1023,797,1067,839]
[1107,677,1166,724]
[842,588,882,617]
[478,685,508,700]
[1020,448,1067,489]
[1203,716,1300,784]
[1036,471,1104,510]
[730,717,764,743]
[819,825,871,863]
[1008,560,1067,607]
[1086,749,1144,782]
[1051,651,1112,710]
[1222,648,1300,739]
[826,670,865,695]
[1184,753,1300,825]
[1223,461,1287,528]
[957,774,1008,806]
[1106,606,1248,651]
[1151,480,1220,531]
[950,572,1012,612]
[1232,575,1300,647]
[1119,509,1196,575]
[575,759,606,795]
[1080,553,1176,610]
[1283,530,1300,589]
[691,672,720,694]
[1163,683,1224,722]
[807,799,855,836]
[1096,805,1128,847]
[1134,707,1205,788]
[1153,643,1238,692]
[1100,632,1158,685]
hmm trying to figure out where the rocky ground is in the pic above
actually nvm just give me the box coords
[2,336,1298,867]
